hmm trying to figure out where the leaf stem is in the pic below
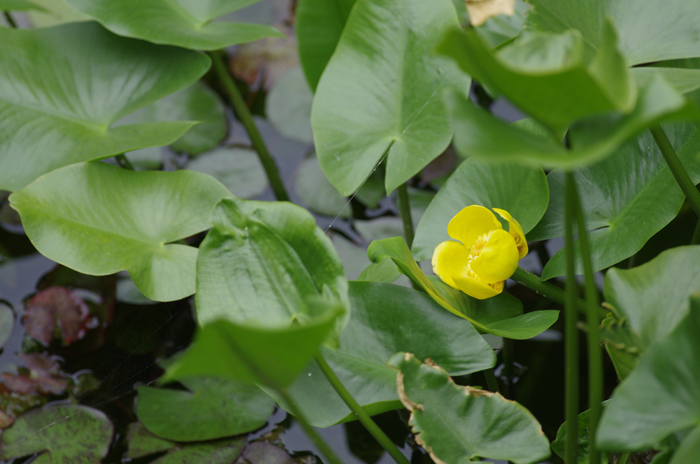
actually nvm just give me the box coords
[617,452,630,464]
[276,386,345,464]
[115,154,135,170]
[570,175,603,464]
[650,125,700,218]
[483,368,500,393]
[3,11,17,28]
[208,51,290,202]
[564,171,580,464]
[692,220,700,245]
[397,183,414,249]
[315,352,410,464]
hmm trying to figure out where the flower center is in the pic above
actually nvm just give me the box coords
[470,230,494,259]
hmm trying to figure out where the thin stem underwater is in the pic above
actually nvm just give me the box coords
[2,11,17,28]
[208,51,290,202]
[314,352,411,464]
[397,183,414,249]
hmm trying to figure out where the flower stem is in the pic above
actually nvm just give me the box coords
[315,352,410,464]
[277,386,345,464]
[564,171,580,464]
[570,175,603,464]
[208,51,290,202]
[650,125,700,219]
[692,219,700,245]
[115,154,134,170]
[397,183,414,249]
[3,11,17,28]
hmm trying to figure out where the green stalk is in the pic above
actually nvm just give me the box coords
[115,154,135,170]
[3,11,17,28]
[277,386,345,464]
[397,183,414,248]
[315,353,410,464]
[208,51,290,202]
[483,368,500,393]
[617,452,630,464]
[692,220,700,245]
[650,125,700,218]
[564,171,580,464]
[570,177,604,464]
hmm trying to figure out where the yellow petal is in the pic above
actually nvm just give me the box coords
[432,240,471,289]
[453,275,504,300]
[470,229,519,283]
[493,207,529,259]
[447,205,502,247]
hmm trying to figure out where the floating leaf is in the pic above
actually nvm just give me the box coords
[153,437,246,464]
[266,67,314,144]
[22,287,93,346]
[65,0,283,50]
[137,377,275,442]
[369,237,559,339]
[0,22,210,191]
[236,442,296,464]
[413,158,548,261]
[1,353,69,395]
[389,353,550,464]
[125,422,175,459]
[312,0,470,195]
[266,281,496,427]
[10,162,230,302]
[0,404,113,462]
[186,148,268,199]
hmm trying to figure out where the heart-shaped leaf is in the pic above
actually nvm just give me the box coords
[136,377,275,442]
[265,281,496,427]
[0,404,113,462]
[597,296,700,453]
[369,237,559,339]
[10,162,231,302]
[530,122,700,279]
[412,158,548,261]
[312,0,470,195]
[0,22,210,191]
[389,353,550,464]
[65,0,283,50]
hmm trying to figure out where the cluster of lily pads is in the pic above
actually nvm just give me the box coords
[1,0,700,463]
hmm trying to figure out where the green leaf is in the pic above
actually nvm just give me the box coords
[597,296,700,452]
[186,147,268,199]
[296,0,356,91]
[126,422,174,459]
[604,246,700,352]
[0,22,210,191]
[126,83,227,156]
[531,122,700,279]
[474,0,529,48]
[266,67,314,144]
[64,0,283,50]
[632,67,700,95]
[368,237,559,339]
[136,377,274,441]
[195,198,350,330]
[389,353,550,464]
[412,158,548,261]
[526,0,700,66]
[9,162,230,302]
[0,404,113,462]
[0,303,12,350]
[24,0,90,27]
[161,303,344,388]
[266,281,496,428]
[312,0,470,195]
[295,154,350,218]
[551,406,611,464]
[151,437,246,464]
[438,21,634,134]
[447,76,691,169]
[0,0,45,11]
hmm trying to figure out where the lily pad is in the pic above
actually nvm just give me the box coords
[10,162,231,302]
[0,22,210,191]
[136,377,275,442]
[22,286,93,346]
[186,147,268,199]
[312,0,470,195]
[126,422,175,459]
[266,281,496,427]
[0,404,113,463]
[412,158,548,261]
[154,437,247,464]
[389,353,550,464]
[65,0,283,51]
[266,67,314,144]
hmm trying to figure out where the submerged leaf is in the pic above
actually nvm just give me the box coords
[23,287,93,346]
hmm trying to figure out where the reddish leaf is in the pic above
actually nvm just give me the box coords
[1,353,69,395]
[23,287,94,346]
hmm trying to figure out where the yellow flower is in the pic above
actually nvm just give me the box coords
[432,205,527,300]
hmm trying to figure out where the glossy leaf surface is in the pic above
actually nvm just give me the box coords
[0,404,113,462]
[312,0,470,195]
[65,0,283,50]
[10,163,230,301]
[0,22,210,191]
[597,297,700,452]
[369,237,559,339]
[530,123,700,278]
[267,281,496,427]
[389,353,550,464]
[412,158,548,260]
[136,377,274,441]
